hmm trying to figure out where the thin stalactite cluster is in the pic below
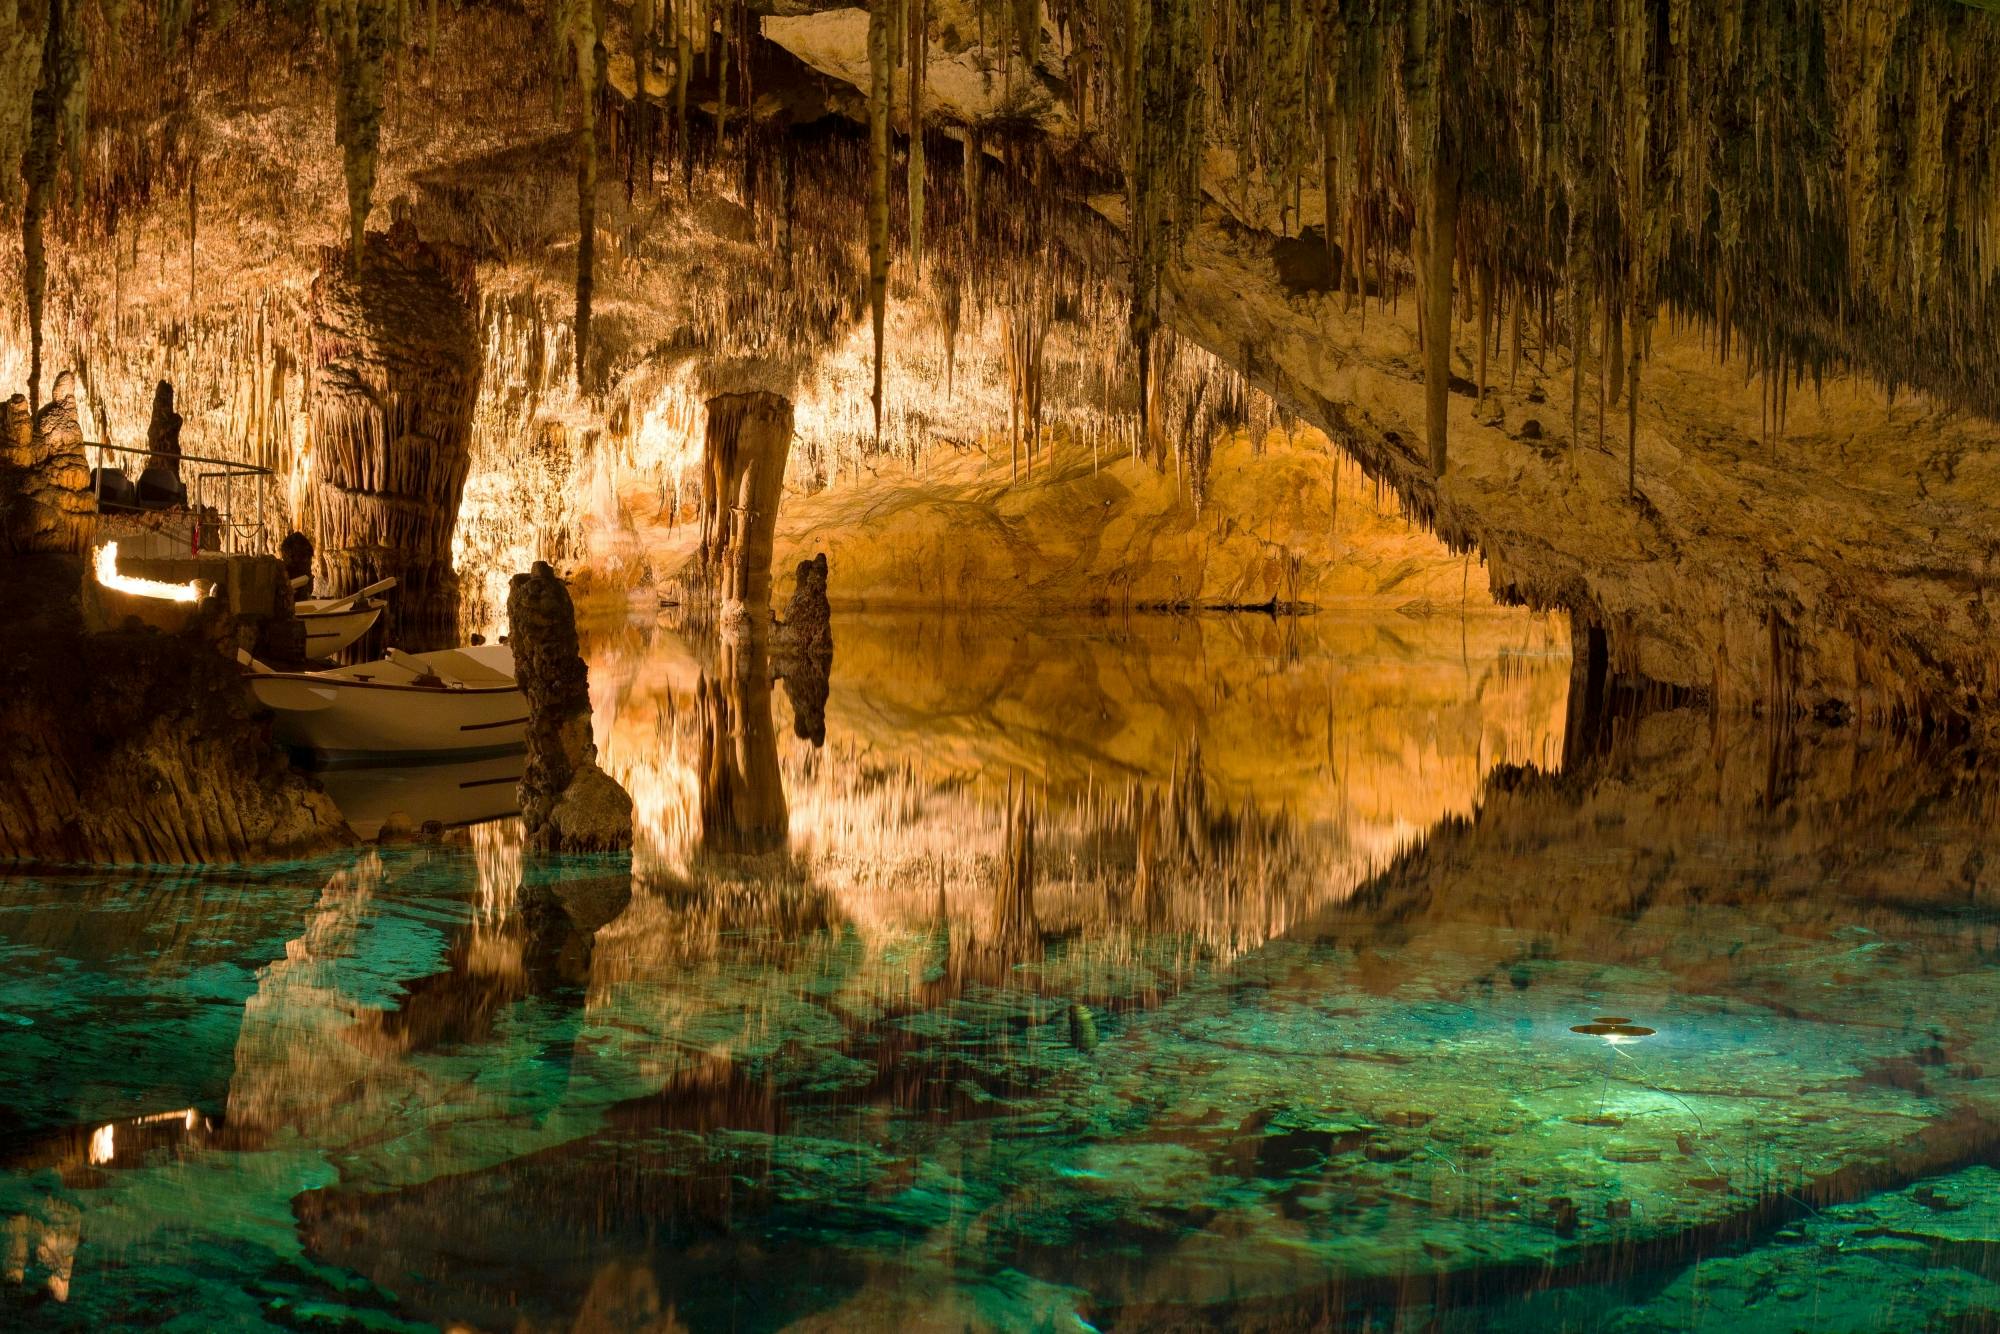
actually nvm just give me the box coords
[1038,0,2000,476]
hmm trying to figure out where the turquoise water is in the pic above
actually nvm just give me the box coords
[5,614,2000,1330]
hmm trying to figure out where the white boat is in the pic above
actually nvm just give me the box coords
[243,643,529,764]
[293,576,396,658]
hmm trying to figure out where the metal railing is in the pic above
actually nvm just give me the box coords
[87,443,279,556]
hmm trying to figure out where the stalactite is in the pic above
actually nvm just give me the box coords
[907,0,926,278]
[569,0,602,390]
[21,0,81,411]
[1421,149,1458,476]
[1627,311,1643,496]
[963,124,981,251]
[866,0,892,443]
[631,0,652,199]
[327,0,392,272]
[673,0,691,186]
[714,0,728,146]
[1475,255,1492,407]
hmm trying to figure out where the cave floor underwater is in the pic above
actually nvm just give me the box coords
[4,608,2000,1331]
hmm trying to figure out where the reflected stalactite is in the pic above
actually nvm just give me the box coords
[771,552,832,745]
[697,632,788,857]
[991,779,1038,950]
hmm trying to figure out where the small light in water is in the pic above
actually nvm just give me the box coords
[1570,1015,1656,1042]
[94,541,201,603]
[87,1123,114,1164]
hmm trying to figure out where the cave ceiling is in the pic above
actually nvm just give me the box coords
[2,1,1999,717]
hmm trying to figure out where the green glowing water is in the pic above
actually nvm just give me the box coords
[3,614,1998,1330]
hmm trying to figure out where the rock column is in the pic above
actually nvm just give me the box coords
[508,560,632,852]
[698,391,793,627]
[308,221,481,650]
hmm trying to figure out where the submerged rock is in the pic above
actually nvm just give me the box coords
[508,560,632,853]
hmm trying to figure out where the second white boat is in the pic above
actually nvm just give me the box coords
[293,576,398,658]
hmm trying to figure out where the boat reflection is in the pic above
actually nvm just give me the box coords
[314,751,525,839]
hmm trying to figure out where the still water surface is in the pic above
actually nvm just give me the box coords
[5,612,2000,1330]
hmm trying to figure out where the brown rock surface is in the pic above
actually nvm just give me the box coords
[0,555,352,864]
[509,560,632,852]
[698,391,795,626]
[0,381,93,557]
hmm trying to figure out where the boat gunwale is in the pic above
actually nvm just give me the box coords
[248,671,522,696]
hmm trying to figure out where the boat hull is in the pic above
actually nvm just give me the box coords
[249,645,529,763]
[295,601,383,658]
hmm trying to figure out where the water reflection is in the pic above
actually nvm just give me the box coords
[589,611,1571,960]
[696,634,789,858]
[314,753,525,840]
[13,612,2000,1330]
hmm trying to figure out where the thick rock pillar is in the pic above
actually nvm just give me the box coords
[508,560,632,852]
[308,222,481,650]
[698,391,793,625]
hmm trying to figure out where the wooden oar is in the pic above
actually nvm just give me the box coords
[310,576,398,614]
[386,646,458,688]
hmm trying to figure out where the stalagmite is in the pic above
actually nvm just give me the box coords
[307,224,481,650]
[508,560,633,853]
[0,383,91,556]
[698,390,794,626]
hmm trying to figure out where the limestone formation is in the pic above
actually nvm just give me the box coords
[698,391,794,626]
[309,221,481,651]
[136,379,187,508]
[508,560,632,853]
[0,382,93,556]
